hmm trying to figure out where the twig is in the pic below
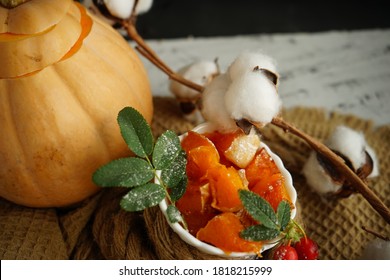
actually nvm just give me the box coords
[361,226,390,241]
[134,46,172,78]
[123,21,204,94]
[135,46,204,102]
[271,117,390,224]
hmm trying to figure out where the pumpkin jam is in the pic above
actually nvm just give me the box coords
[177,129,293,254]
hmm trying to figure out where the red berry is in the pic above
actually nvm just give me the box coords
[294,237,319,260]
[272,245,298,260]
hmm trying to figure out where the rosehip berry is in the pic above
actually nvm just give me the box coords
[272,245,298,260]
[294,237,319,260]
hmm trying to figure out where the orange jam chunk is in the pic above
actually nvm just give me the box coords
[197,212,263,253]
[207,165,248,212]
[176,181,218,236]
[204,130,244,166]
[186,146,220,181]
[181,131,220,181]
[251,173,291,211]
[181,131,216,152]
[236,209,259,228]
[245,148,292,211]
[245,148,280,188]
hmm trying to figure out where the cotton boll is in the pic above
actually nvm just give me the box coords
[302,125,379,196]
[361,238,390,260]
[326,126,379,177]
[224,71,281,126]
[82,0,129,27]
[302,152,343,195]
[201,74,237,132]
[170,60,219,125]
[366,145,380,178]
[83,0,153,22]
[135,0,153,14]
[170,60,219,100]
[326,126,366,171]
[104,0,135,19]
[228,51,278,84]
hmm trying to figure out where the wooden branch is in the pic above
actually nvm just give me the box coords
[361,226,390,241]
[134,46,172,78]
[271,116,390,224]
[135,46,205,100]
[123,21,204,94]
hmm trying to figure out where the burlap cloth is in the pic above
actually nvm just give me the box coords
[1,97,389,260]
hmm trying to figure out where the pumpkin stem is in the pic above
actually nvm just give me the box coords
[0,0,29,8]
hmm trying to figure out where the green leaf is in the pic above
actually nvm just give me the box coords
[276,200,291,231]
[169,175,188,202]
[238,190,278,230]
[152,130,182,170]
[166,205,182,223]
[240,224,280,241]
[92,157,154,188]
[161,150,187,188]
[117,107,153,158]
[120,183,165,211]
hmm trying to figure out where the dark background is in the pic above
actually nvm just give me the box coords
[136,0,390,39]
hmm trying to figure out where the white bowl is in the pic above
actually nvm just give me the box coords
[158,122,297,258]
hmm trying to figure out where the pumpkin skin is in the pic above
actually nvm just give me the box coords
[0,0,153,207]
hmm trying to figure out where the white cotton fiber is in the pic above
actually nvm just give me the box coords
[326,125,379,177]
[228,51,278,81]
[326,126,366,171]
[170,60,219,100]
[201,74,237,132]
[199,51,281,131]
[302,125,380,195]
[134,0,153,14]
[104,0,135,19]
[366,145,380,178]
[302,152,343,194]
[224,71,281,125]
[85,0,153,21]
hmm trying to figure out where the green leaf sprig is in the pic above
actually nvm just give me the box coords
[239,190,302,243]
[93,107,188,227]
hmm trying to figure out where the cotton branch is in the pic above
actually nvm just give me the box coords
[122,20,204,96]
[123,21,390,225]
[270,117,390,224]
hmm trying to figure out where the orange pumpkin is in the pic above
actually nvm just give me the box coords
[0,0,153,207]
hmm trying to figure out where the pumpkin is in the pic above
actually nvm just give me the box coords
[0,0,153,207]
